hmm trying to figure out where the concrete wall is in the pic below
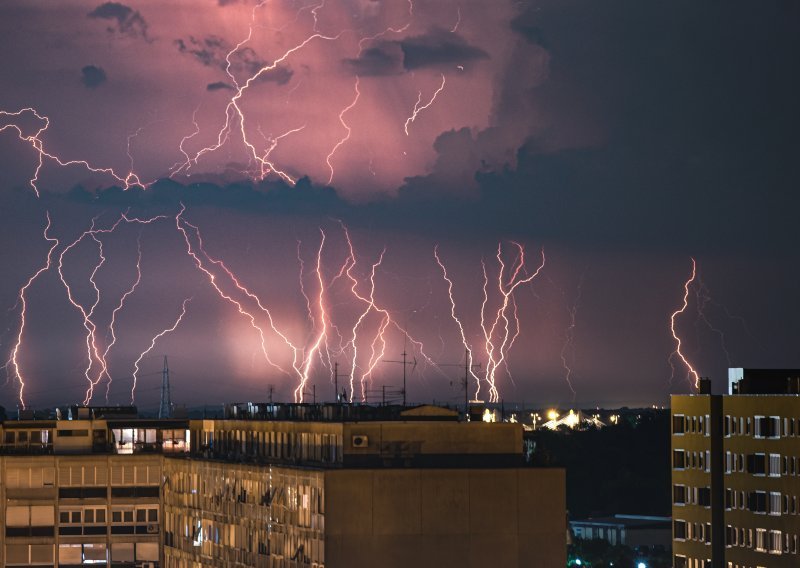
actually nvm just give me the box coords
[325,467,565,568]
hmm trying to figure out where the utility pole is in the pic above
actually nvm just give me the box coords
[334,361,339,403]
[159,356,172,419]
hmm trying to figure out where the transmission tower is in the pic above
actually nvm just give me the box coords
[159,355,172,418]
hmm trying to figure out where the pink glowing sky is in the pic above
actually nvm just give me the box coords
[0,0,797,410]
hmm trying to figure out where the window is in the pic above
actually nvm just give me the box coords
[674,485,687,505]
[111,508,134,523]
[756,528,767,552]
[698,487,711,507]
[769,453,781,477]
[748,453,767,475]
[135,506,158,523]
[769,492,782,515]
[769,530,783,554]
[749,491,767,513]
[674,449,686,469]
[673,414,685,434]
[726,525,736,546]
[57,429,89,437]
[674,519,687,540]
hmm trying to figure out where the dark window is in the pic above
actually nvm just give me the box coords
[57,429,89,437]
[673,415,685,434]
[59,487,106,499]
[111,525,135,535]
[748,491,767,513]
[110,486,159,498]
[59,526,82,536]
[674,520,687,539]
[698,487,711,507]
[747,453,767,475]
[30,526,54,537]
[673,450,686,469]
[674,556,687,568]
[673,485,686,505]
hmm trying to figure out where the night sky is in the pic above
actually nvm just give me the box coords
[0,0,798,411]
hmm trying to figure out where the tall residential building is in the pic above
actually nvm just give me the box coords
[1,403,566,568]
[671,369,800,568]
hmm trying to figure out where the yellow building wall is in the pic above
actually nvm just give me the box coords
[324,467,565,568]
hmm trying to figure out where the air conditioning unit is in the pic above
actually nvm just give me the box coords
[351,435,369,448]
[146,523,159,534]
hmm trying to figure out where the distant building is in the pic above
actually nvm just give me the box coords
[0,402,566,567]
[570,514,671,549]
[671,369,800,568]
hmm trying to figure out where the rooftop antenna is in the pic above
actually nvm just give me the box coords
[383,332,416,406]
[158,355,172,419]
[440,348,481,417]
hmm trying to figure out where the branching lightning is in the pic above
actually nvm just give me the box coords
[404,74,446,136]
[435,243,545,402]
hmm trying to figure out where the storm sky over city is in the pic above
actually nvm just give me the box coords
[0,0,798,410]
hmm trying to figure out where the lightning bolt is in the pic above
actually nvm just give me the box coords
[450,6,461,33]
[481,243,546,402]
[435,243,545,403]
[434,245,483,401]
[102,233,144,402]
[559,273,584,401]
[293,229,329,402]
[175,205,296,380]
[404,74,446,136]
[0,108,151,197]
[357,0,414,54]
[669,258,701,389]
[170,8,351,185]
[130,298,191,404]
[325,77,361,185]
[56,212,170,405]
[5,212,59,409]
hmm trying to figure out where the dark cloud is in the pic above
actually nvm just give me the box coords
[343,30,488,75]
[87,2,150,41]
[343,43,404,76]
[175,36,293,85]
[206,81,234,91]
[399,28,489,70]
[80,65,107,89]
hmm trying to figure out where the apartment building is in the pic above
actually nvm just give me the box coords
[672,369,800,568]
[1,403,566,568]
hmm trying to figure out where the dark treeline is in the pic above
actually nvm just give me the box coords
[530,409,670,519]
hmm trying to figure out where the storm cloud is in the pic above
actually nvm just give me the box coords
[87,2,149,41]
[80,65,107,88]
